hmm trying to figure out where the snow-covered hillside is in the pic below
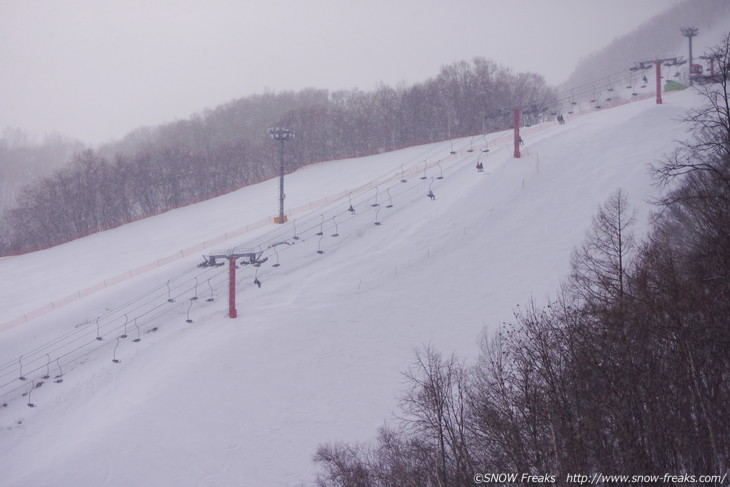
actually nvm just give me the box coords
[0,88,702,486]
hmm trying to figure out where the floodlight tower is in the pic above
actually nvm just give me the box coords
[268,127,295,224]
[681,27,698,85]
[513,108,521,158]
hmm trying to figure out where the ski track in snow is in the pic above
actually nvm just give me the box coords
[0,88,705,486]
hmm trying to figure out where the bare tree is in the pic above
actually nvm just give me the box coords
[567,188,636,307]
[653,32,730,191]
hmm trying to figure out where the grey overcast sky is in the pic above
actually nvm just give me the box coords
[0,0,683,145]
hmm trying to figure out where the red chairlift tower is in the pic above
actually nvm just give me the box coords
[200,249,267,318]
[694,54,724,84]
[488,103,546,159]
[631,57,683,104]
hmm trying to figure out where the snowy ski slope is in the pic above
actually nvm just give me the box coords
[0,88,703,486]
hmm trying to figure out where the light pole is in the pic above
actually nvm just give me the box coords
[513,107,521,158]
[681,27,698,85]
[268,127,295,224]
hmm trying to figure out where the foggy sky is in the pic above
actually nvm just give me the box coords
[0,0,683,145]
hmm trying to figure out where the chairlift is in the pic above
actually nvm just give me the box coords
[629,74,638,96]
[132,319,142,342]
[270,241,290,267]
[271,246,281,267]
[18,356,26,381]
[185,299,194,323]
[206,278,215,301]
[120,315,129,338]
[316,234,325,254]
[254,264,263,285]
[347,192,356,214]
[426,178,436,201]
[371,186,380,207]
[606,78,614,101]
[54,358,64,384]
[166,279,175,302]
[190,276,199,300]
[26,381,36,408]
[42,354,51,379]
[591,88,602,109]
[568,92,576,114]
[112,338,122,363]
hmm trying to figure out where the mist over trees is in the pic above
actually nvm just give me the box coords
[0,129,84,215]
[561,0,730,91]
[314,34,730,486]
[0,57,555,254]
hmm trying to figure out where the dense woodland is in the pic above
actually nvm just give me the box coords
[0,57,554,254]
[561,0,730,92]
[0,130,83,216]
[4,0,730,254]
[314,35,730,487]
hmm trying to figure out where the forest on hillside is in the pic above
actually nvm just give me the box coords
[0,58,555,254]
[314,34,730,487]
[0,130,84,216]
[562,0,730,91]
[4,0,730,255]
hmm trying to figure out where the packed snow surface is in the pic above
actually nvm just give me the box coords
[0,89,702,486]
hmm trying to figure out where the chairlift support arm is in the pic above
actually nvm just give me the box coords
[200,249,268,318]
